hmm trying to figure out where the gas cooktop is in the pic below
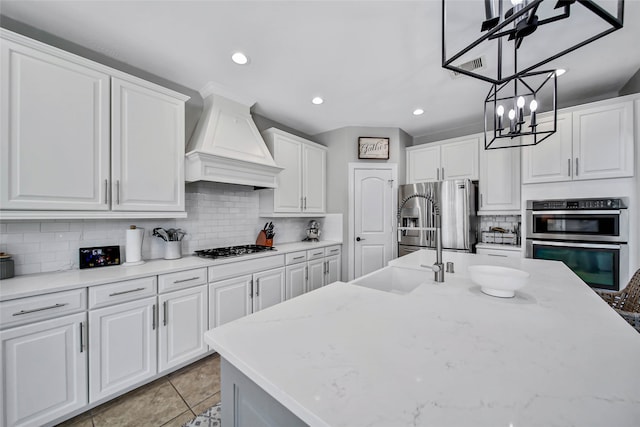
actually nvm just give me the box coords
[194,244,276,259]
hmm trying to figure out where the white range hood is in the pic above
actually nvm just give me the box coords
[185,83,283,188]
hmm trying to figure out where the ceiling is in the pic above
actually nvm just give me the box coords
[1,0,639,139]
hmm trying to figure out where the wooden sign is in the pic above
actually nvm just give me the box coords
[358,137,389,159]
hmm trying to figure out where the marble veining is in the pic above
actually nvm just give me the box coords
[205,250,640,427]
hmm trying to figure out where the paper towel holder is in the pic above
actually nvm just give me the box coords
[123,225,146,266]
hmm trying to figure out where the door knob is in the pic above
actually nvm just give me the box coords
[356,237,365,241]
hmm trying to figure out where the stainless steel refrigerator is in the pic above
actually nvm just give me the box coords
[397,179,477,256]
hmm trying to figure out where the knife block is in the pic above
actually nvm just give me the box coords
[256,230,273,247]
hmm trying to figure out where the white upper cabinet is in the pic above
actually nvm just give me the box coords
[111,77,185,211]
[522,99,634,184]
[479,145,521,213]
[0,36,111,211]
[0,29,188,218]
[260,128,327,216]
[406,135,479,183]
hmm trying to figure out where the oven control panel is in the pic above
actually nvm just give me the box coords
[530,198,625,210]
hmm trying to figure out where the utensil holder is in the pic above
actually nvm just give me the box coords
[164,241,182,260]
[256,231,273,247]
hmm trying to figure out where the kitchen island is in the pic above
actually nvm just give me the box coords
[203,250,640,427]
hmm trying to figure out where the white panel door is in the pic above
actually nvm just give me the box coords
[0,39,110,211]
[1,312,87,427]
[354,168,394,278]
[307,259,325,292]
[573,101,634,180]
[285,263,307,300]
[272,136,302,212]
[521,112,573,184]
[111,77,185,211]
[89,296,157,402]
[406,145,440,183]
[302,144,326,213]
[158,286,208,372]
[209,275,252,328]
[479,145,521,212]
[440,137,479,180]
[253,268,286,312]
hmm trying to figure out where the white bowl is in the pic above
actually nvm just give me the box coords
[468,265,530,298]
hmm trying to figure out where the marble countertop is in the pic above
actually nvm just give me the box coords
[205,250,640,427]
[0,240,342,301]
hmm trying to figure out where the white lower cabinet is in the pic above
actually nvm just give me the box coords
[285,262,307,299]
[326,253,341,285]
[158,285,208,372]
[1,312,87,427]
[89,296,157,402]
[285,246,342,298]
[209,267,285,328]
[307,258,325,292]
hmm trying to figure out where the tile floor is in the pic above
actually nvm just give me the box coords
[56,354,221,427]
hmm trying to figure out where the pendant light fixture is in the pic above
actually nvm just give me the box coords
[441,0,624,149]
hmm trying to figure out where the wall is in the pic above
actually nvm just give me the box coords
[314,126,407,280]
[0,182,322,276]
[619,67,640,96]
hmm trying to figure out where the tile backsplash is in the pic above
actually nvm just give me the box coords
[0,182,335,276]
[478,215,521,245]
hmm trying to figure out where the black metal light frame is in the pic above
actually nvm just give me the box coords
[484,69,557,150]
[442,0,625,84]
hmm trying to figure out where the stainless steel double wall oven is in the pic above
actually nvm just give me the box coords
[525,198,629,291]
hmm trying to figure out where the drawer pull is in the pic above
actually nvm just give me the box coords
[13,303,69,316]
[487,254,508,258]
[173,276,200,284]
[329,249,339,253]
[109,287,146,297]
[313,251,323,256]
[292,256,305,260]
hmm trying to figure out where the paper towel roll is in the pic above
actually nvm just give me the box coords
[125,227,144,264]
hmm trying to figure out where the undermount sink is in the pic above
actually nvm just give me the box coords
[350,266,431,294]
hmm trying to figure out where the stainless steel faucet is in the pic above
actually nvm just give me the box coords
[431,214,444,282]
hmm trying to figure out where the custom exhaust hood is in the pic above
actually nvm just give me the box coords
[185,83,283,188]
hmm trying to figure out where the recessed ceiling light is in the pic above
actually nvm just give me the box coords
[231,52,249,65]
[413,108,424,116]
[312,97,324,105]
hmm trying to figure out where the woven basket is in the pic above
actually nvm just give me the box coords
[596,269,640,332]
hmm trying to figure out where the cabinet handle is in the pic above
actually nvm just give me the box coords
[109,287,146,297]
[575,157,579,176]
[256,279,260,296]
[487,253,508,258]
[568,158,571,177]
[249,279,253,299]
[305,266,308,281]
[163,301,168,326]
[173,276,199,284]
[480,193,483,208]
[441,167,444,179]
[116,180,120,204]
[79,322,86,353]
[301,197,304,210]
[292,255,305,260]
[437,168,440,180]
[304,197,307,210]
[104,179,109,204]
[152,304,156,330]
[325,261,329,275]
[12,303,68,316]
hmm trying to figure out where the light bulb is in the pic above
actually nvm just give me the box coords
[496,105,504,117]
[517,96,525,108]
[508,109,516,120]
[530,100,538,112]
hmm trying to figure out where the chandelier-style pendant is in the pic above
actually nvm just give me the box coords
[484,69,557,149]
[442,0,625,84]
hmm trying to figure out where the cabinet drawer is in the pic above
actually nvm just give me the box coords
[285,251,307,265]
[158,268,207,293]
[89,276,156,309]
[476,248,522,259]
[1,288,86,329]
[307,248,325,260]
[209,255,284,282]
[324,245,341,257]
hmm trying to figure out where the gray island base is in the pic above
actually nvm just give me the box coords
[205,250,640,427]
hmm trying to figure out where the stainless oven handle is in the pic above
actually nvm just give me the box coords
[529,240,622,250]
[530,210,621,215]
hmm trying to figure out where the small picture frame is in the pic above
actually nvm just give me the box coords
[358,137,389,160]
